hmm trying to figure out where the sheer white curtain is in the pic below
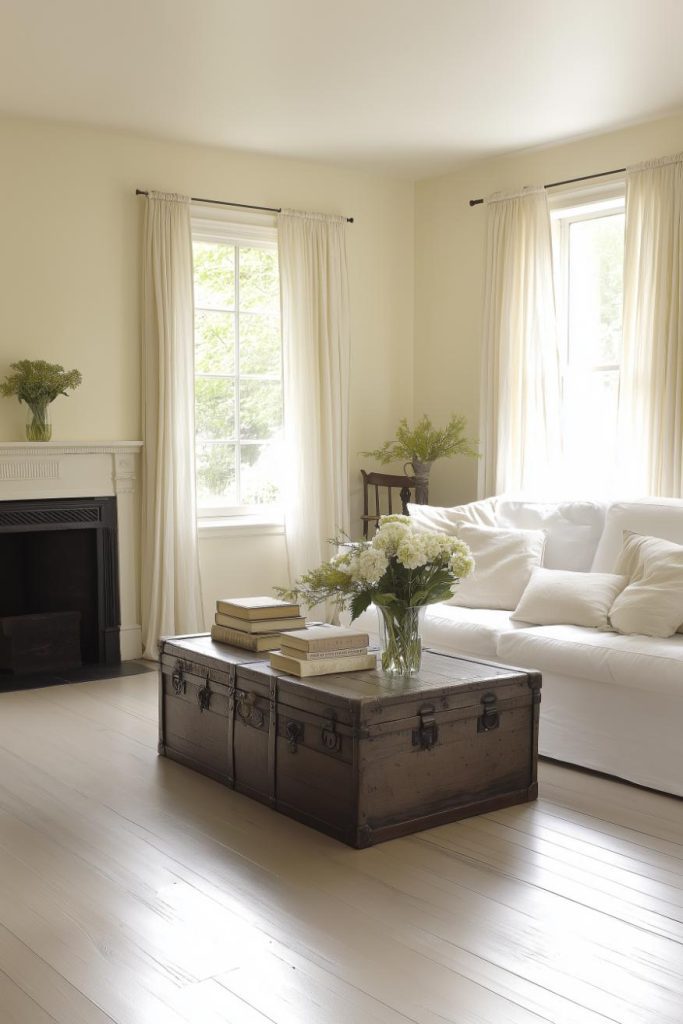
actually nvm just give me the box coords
[478,187,561,497]
[278,210,350,588]
[619,154,683,497]
[141,192,204,658]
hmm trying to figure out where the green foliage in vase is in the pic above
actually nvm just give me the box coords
[277,515,475,622]
[362,413,479,465]
[0,360,82,408]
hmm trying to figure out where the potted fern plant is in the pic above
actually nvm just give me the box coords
[363,413,479,502]
[1,360,83,441]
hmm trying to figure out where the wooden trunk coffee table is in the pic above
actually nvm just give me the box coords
[158,634,541,848]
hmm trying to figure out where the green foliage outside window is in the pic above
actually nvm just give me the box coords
[193,241,283,507]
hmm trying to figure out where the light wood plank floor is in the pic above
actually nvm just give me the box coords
[0,670,681,1024]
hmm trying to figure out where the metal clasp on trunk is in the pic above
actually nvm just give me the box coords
[237,691,265,729]
[197,674,212,712]
[286,720,303,753]
[171,662,186,695]
[321,709,341,752]
[412,704,439,751]
[478,692,499,732]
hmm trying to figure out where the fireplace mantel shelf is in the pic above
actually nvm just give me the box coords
[0,441,143,457]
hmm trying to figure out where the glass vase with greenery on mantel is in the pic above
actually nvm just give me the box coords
[278,515,474,676]
[0,360,82,441]
[363,413,479,503]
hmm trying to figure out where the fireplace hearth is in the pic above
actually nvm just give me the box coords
[0,496,121,672]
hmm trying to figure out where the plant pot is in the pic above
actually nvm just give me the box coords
[374,603,426,676]
[25,401,52,441]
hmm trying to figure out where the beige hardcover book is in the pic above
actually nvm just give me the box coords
[279,644,368,661]
[216,596,301,621]
[215,612,306,633]
[210,624,282,652]
[269,651,377,677]
[283,624,370,653]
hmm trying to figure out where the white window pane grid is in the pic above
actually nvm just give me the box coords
[193,238,283,514]
[553,197,625,497]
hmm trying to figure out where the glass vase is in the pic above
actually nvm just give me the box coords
[375,603,426,676]
[25,401,52,441]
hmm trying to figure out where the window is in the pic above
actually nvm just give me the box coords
[551,186,625,495]
[192,213,283,519]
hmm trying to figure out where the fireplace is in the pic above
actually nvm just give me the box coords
[0,496,121,670]
[0,441,142,661]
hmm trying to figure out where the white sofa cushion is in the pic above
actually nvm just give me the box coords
[407,497,498,534]
[592,498,683,572]
[447,524,546,610]
[344,601,521,660]
[609,532,683,638]
[497,624,683,696]
[511,567,628,629]
[496,499,606,571]
[422,605,524,659]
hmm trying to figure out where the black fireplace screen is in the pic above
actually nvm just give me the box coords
[0,497,121,668]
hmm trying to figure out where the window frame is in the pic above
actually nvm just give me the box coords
[191,206,284,525]
[549,181,626,494]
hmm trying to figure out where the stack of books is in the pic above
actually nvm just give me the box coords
[210,597,306,652]
[269,624,375,677]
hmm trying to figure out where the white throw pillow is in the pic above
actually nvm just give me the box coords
[496,500,606,571]
[447,524,547,611]
[407,497,498,536]
[512,567,628,629]
[609,531,683,638]
[592,498,683,572]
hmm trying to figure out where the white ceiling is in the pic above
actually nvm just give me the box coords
[1,0,683,178]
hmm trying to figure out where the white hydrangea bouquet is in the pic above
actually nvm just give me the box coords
[278,515,474,675]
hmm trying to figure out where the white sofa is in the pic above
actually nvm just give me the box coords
[358,497,683,797]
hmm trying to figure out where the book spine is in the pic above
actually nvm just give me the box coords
[215,613,305,633]
[210,625,261,650]
[287,635,370,654]
[280,645,368,661]
[216,601,301,620]
[270,652,377,676]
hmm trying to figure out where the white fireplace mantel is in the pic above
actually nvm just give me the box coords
[0,441,144,660]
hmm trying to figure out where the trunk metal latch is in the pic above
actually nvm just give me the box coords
[197,674,212,712]
[286,720,303,753]
[321,709,341,752]
[171,662,187,695]
[412,704,439,750]
[478,692,499,732]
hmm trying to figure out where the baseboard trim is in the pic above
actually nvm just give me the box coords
[539,755,683,801]
[120,624,142,661]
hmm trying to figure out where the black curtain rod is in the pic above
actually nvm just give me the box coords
[136,189,354,223]
[468,165,627,207]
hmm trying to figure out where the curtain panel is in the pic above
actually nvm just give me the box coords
[478,187,561,497]
[277,210,350,592]
[620,154,683,497]
[140,192,204,658]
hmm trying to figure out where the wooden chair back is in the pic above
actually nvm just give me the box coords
[361,470,417,539]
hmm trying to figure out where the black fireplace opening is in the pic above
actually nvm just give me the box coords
[0,497,121,674]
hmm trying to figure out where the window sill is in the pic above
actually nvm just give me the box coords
[198,515,285,538]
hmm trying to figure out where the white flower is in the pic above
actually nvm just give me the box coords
[378,514,411,527]
[420,532,454,560]
[396,533,429,569]
[330,550,354,575]
[372,520,411,556]
[448,541,475,580]
[356,547,389,584]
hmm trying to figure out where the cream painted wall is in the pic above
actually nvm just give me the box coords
[0,115,414,626]
[414,110,683,507]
